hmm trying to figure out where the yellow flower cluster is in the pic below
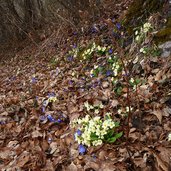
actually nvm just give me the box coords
[82,42,96,60]
[135,22,152,42]
[71,114,117,147]
[84,101,104,114]
[110,57,120,77]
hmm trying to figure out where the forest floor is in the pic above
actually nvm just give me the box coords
[0,1,171,171]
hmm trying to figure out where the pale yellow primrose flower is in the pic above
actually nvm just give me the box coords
[95,109,99,114]
[72,114,118,147]
[168,133,171,141]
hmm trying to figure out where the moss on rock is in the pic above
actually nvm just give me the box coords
[122,0,165,35]
[154,17,171,44]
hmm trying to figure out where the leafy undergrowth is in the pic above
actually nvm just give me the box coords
[0,1,171,171]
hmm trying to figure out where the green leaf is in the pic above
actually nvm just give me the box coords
[116,87,122,95]
[107,137,116,143]
[129,80,134,86]
[97,66,103,72]
[93,69,99,77]
[114,132,123,139]
[107,130,114,137]
[135,78,141,85]
[90,133,99,141]
[108,59,114,63]
[114,122,120,127]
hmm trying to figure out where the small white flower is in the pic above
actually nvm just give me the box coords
[135,30,139,35]
[97,45,101,51]
[84,101,89,108]
[118,109,122,114]
[102,47,106,52]
[168,133,171,141]
[135,35,140,42]
[94,65,98,69]
[93,116,101,121]
[130,78,134,83]
[90,105,94,109]
[93,140,103,146]
[90,69,94,74]
[99,103,104,109]
[72,72,75,77]
[111,77,114,82]
[83,115,90,122]
[87,49,91,53]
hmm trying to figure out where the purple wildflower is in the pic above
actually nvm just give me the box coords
[116,23,121,30]
[90,74,95,78]
[48,92,55,97]
[42,100,48,107]
[67,56,74,62]
[73,44,77,48]
[39,115,46,122]
[57,119,62,123]
[78,88,85,92]
[112,18,115,23]
[10,76,16,81]
[106,70,113,77]
[47,115,56,122]
[108,49,113,54]
[0,121,6,125]
[91,153,97,159]
[31,77,37,83]
[78,144,86,155]
[91,25,98,33]
[68,80,74,85]
[76,129,82,136]
[42,106,46,113]
[73,32,77,35]
[81,77,86,80]
[63,88,68,92]
[48,137,52,143]
[112,31,120,38]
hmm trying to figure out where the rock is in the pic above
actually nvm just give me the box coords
[159,41,171,57]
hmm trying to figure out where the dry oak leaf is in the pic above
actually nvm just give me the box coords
[152,110,162,124]
[15,151,30,168]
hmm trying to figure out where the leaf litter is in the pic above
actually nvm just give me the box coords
[0,0,171,170]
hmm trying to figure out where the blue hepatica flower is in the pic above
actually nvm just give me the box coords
[48,137,52,143]
[106,70,113,77]
[68,80,74,85]
[57,119,62,123]
[76,129,82,136]
[116,23,121,30]
[48,92,55,97]
[67,56,74,62]
[91,26,98,33]
[73,44,77,48]
[90,74,95,78]
[108,49,113,54]
[63,88,68,92]
[78,144,86,155]
[43,100,48,107]
[73,32,77,35]
[39,115,47,122]
[10,76,16,81]
[31,77,37,83]
[47,114,56,122]
[0,121,6,125]
[42,106,46,113]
